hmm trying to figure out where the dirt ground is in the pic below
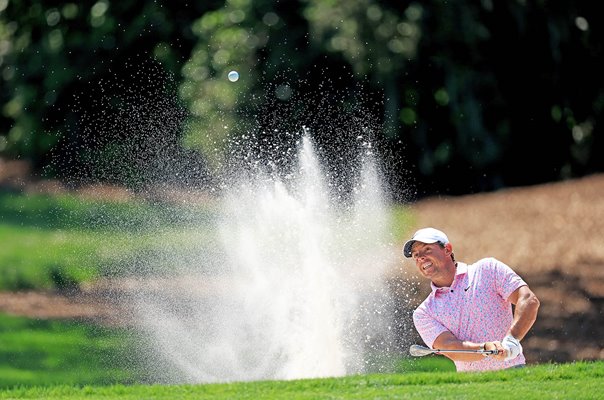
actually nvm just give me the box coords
[1,158,603,364]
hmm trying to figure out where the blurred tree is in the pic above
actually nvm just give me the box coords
[397,0,603,196]
[179,0,422,195]
[1,0,602,197]
[0,0,217,187]
[179,0,603,198]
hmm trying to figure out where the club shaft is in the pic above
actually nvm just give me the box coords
[409,344,499,357]
[433,348,497,354]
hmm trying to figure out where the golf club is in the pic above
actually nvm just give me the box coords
[409,344,499,357]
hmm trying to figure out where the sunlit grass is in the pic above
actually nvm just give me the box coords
[0,360,602,399]
[0,191,218,290]
[0,312,456,391]
[0,191,412,291]
[3,309,600,397]
[0,313,146,389]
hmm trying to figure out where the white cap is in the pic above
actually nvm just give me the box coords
[403,227,449,258]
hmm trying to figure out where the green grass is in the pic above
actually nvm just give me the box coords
[0,312,454,391]
[0,191,415,291]
[0,361,602,399]
[1,311,601,399]
[0,191,218,290]
[394,355,456,373]
[0,314,147,389]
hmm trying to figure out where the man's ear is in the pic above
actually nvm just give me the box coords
[444,242,453,255]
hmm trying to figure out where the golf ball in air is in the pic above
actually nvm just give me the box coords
[228,70,239,82]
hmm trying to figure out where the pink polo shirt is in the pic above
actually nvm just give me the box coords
[413,257,527,371]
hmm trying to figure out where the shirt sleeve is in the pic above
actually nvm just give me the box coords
[489,258,527,300]
[413,304,449,348]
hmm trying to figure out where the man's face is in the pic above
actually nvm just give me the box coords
[411,242,451,281]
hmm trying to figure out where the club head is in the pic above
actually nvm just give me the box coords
[409,344,434,357]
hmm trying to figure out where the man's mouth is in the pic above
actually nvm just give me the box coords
[422,262,433,271]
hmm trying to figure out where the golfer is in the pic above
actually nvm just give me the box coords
[404,227,540,371]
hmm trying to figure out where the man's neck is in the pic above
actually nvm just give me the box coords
[431,261,457,287]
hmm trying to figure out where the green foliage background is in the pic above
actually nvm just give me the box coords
[1,0,602,197]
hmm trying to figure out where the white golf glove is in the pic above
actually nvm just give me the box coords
[501,335,522,361]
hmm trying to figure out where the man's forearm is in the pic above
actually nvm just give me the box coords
[433,332,491,362]
[509,288,540,340]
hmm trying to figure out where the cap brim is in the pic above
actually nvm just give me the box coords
[403,240,415,258]
[403,238,441,258]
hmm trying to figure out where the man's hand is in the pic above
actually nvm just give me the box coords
[501,335,523,361]
[484,341,506,360]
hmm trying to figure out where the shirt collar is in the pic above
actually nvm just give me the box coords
[456,262,468,275]
[430,262,468,293]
